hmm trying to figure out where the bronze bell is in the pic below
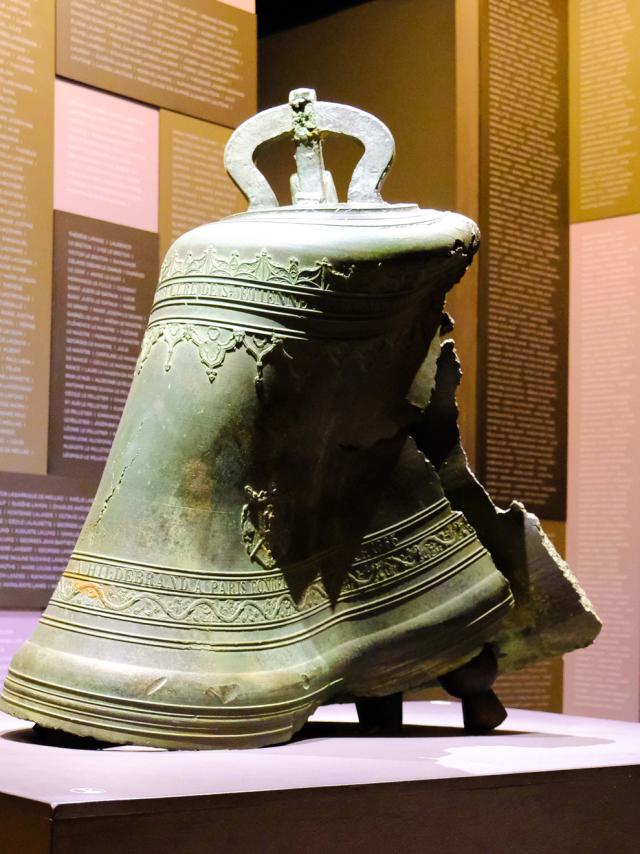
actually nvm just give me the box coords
[1,90,599,748]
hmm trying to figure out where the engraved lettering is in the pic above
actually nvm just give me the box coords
[58,515,476,626]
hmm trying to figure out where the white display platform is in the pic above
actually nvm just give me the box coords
[1,701,639,853]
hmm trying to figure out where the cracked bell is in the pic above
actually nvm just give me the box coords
[0,90,596,749]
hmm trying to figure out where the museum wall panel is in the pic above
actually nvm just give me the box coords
[0,0,256,684]
[477,0,569,524]
[158,111,244,259]
[563,0,640,722]
[0,472,94,609]
[0,0,54,476]
[477,0,568,712]
[569,0,640,223]
[564,214,640,719]
[54,80,159,232]
[56,0,257,127]
[48,212,158,479]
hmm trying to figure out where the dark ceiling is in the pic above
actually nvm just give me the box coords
[256,1,372,37]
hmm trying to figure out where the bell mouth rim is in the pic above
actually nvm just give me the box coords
[218,203,464,229]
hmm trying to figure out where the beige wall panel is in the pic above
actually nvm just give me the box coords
[540,518,566,557]
[221,0,255,10]
[0,0,54,474]
[564,214,640,721]
[449,0,480,465]
[159,111,245,260]
[569,0,640,222]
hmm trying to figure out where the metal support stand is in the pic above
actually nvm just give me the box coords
[438,644,507,733]
[355,692,404,736]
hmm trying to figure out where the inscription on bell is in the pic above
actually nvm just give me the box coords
[67,560,289,596]
[157,279,309,310]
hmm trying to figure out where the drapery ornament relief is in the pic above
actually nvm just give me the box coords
[160,247,355,291]
[136,322,288,385]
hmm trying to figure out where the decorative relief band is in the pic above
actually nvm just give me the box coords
[349,517,473,582]
[135,322,289,385]
[356,531,401,562]
[134,318,416,387]
[51,515,477,628]
[53,576,328,627]
[159,247,354,291]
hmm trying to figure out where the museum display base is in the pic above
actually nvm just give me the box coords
[1,702,638,854]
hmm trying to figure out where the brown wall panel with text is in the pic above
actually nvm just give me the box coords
[474,0,569,710]
[56,0,257,128]
[0,471,94,610]
[0,0,55,476]
[49,212,158,480]
[476,0,569,523]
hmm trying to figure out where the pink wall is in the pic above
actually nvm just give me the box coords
[54,79,159,232]
[221,0,255,10]
[0,611,41,688]
[564,214,640,719]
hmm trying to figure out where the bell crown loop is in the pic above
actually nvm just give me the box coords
[224,88,395,209]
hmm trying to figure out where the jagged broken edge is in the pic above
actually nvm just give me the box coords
[410,337,601,674]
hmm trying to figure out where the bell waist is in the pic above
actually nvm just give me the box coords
[150,249,473,340]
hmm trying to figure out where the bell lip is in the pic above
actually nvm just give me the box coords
[0,599,510,750]
[219,201,427,222]
[0,561,511,750]
[186,204,479,238]
[229,201,418,213]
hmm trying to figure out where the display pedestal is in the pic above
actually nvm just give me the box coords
[1,701,638,853]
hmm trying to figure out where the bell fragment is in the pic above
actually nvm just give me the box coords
[0,90,600,749]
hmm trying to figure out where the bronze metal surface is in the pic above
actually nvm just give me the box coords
[1,91,599,748]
